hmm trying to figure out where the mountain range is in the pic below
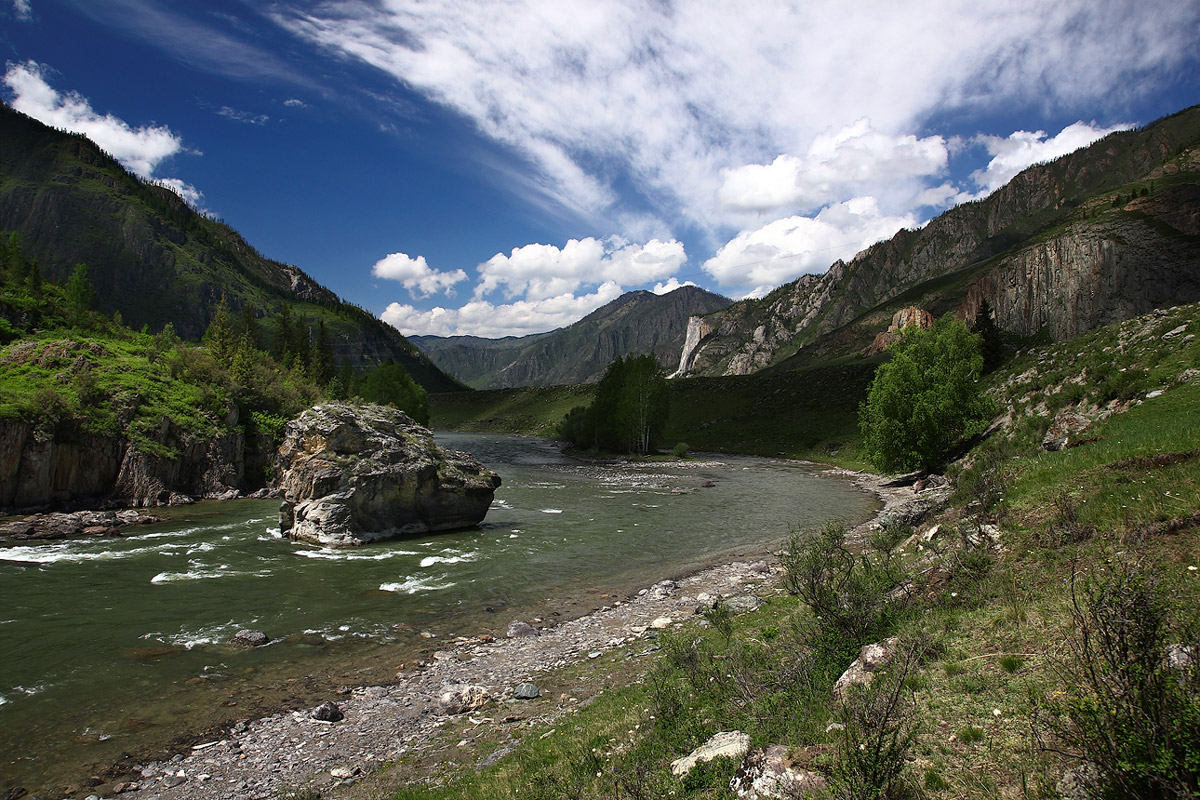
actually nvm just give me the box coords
[0,103,463,393]
[411,285,731,388]
[673,105,1200,377]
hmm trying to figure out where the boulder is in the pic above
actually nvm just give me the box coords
[275,403,501,547]
[506,620,539,639]
[730,745,827,800]
[513,682,540,700]
[231,630,270,648]
[310,701,344,722]
[671,731,751,777]
[724,594,764,614]
[834,637,901,701]
[438,684,491,715]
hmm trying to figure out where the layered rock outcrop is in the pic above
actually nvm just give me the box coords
[276,403,501,547]
[0,417,247,512]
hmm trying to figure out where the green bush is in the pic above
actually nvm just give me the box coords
[1035,558,1200,798]
[859,314,997,472]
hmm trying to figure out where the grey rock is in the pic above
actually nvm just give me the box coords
[730,744,827,800]
[671,731,751,777]
[506,620,538,639]
[650,580,677,600]
[1056,764,1102,800]
[275,403,501,547]
[1042,411,1091,451]
[724,594,763,614]
[834,637,901,701]
[231,629,270,648]
[437,684,490,715]
[513,682,540,700]
[310,701,344,722]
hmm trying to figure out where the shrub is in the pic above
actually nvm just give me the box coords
[672,441,690,458]
[1035,558,1200,798]
[781,522,906,651]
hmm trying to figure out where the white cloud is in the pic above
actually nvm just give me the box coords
[283,98,306,108]
[382,282,624,338]
[970,121,1132,195]
[475,236,686,301]
[2,61,202,204]
[372,252,467,297]
[718,121,949,215]
[703,197,915,290]
[272,0,1200,238]
[652,277,697,295]
[13,0,31,20]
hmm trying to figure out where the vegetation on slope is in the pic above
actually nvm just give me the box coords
[395,302,1199,799]
[0,235,431,473]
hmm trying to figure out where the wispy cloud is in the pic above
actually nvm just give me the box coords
[272,1,1199,235]
[12,0,31,21]
[217,105,270,125]
[2,61,203,206]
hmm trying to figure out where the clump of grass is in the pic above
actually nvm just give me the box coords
[956,726,985,744]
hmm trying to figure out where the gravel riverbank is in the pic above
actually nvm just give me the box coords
[93,468,925,800]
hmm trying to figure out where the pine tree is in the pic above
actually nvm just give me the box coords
[310,319,334,385]
[64,263,95,326]
[273,304,296,364]
[970,299,1005,374]
[238,303,262,351]
[205,300,237,366]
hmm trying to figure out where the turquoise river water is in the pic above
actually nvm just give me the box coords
[0,433,876,795]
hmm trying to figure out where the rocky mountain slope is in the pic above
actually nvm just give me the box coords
[413,285,731,388]
[0,103,461,392]
[677,105,1200,377]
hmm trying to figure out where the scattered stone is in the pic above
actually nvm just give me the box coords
[513,682,540,700]
[588,651,601,659]
[310,701,344,722]
[834,637,901,701]
[329,766,359,779]
[112,781,140,793]
[438,684,491,715]
[650,616,674,629]
[1162,324,1189,340]
[231,629,270,648]
[671,731,751,777]
[650,580,677,600]
[730,744,827,800]
[749,561,772,574]
[506,620,539,639]
[162,775,186,788]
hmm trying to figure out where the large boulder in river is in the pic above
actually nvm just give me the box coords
[276,403,501,547]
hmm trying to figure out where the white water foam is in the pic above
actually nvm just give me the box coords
[418,552,477,568]
[293,548,419,561]
[540,508,563,514]
[379,576,454,594]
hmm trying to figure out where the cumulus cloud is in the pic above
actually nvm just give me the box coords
[2,61,202,204]
[372,252,467,297]
[703,198,915,292]
[718,121,949,215]
[283,98,306,108]
[652,277,697,295]
[475,237,686,301]
[272,0,1200,237]
[970,121,1132,196]
[382,282,624,338]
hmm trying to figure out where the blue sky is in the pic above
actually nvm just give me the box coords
[3,0,1198,337]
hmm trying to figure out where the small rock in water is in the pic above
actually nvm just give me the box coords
[310,701,344,722]
[506,620,539,639]
[231,629,270,647]
[513,682,540,700]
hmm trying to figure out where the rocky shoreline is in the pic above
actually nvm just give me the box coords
[58,466,929,800]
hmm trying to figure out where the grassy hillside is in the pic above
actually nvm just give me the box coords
[398,303,1200,800]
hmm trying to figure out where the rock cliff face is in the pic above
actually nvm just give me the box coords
[0,418,249,512]
[276,403,501,547]
[677,105,1200,377]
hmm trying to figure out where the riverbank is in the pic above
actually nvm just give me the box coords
[105,466,917,800]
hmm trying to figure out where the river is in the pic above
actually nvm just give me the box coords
[0,433,876,796]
